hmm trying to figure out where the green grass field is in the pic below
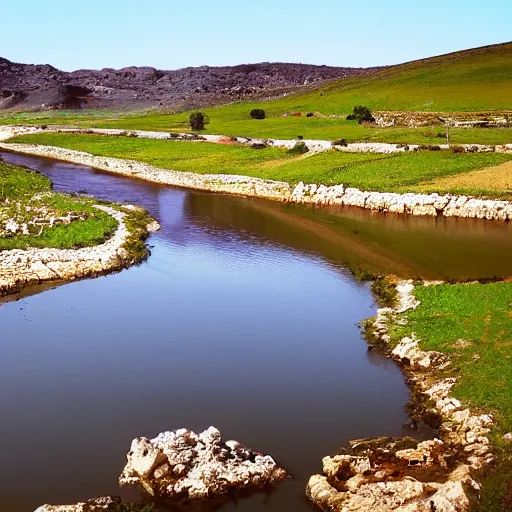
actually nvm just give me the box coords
[390,282,512,511]
[8,132,512,196]
[0,160,117,250]
[4,110,512,144]
[97,115,512,145]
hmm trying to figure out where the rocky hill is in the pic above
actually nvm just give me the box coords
[0,58,378,111]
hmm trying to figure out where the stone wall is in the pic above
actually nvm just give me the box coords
[2,136,512,222]
[0,205,158,297]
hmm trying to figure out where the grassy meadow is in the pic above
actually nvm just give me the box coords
[390,282,512,511]
[8,132,512,196]
[0,160,117,250]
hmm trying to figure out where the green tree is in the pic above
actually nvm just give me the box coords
[346,105,375,124]
[250,109,266,120]
[189,111,209,131]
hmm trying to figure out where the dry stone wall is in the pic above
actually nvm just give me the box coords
[1,126,512,222]
[0,205,158,297]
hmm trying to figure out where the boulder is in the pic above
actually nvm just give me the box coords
[306,437,477,512]
[119,426,288,502]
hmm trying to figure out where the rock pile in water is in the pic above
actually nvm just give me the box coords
[34,427,287,512]
[119,426,288,501]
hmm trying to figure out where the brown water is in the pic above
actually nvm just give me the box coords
[1,151,510,512]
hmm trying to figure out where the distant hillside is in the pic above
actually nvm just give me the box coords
[241,41,512,114]
[0,58,375,111]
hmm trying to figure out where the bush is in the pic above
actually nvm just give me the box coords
[249,109,266,120]
[332,138,348,147]
[287,141,309,155]
[189,111,209,131]
[346,105,375,124]
[451,145,465,153]
[297,135,304,140]
[306,112,314,118]
[419,144,441,151]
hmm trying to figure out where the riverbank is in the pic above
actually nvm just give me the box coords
[2,132,511,511]
[0,204,158,297]
[0,157,158,296]
[2,130,512,220]
[306,280,500,511]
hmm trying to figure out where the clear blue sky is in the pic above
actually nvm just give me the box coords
[2,0,511,71]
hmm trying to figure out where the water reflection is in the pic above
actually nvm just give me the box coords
[0,150,504,512]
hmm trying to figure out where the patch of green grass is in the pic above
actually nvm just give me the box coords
[391,282,512,510]
[121,206,154,263]
[0,160,117,250]
[8,133,512,194]
[82,112,512,146]
[0,160,50,199]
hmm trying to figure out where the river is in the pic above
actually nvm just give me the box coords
[1,151,511,511]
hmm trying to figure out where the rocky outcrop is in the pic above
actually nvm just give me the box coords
[0,205,158,297]
[306,442,481,512]
[119,426,288,501]
[0,57,375,111]
[33,427,287,512]
[306,280,494,512]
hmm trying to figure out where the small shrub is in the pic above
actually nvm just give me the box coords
[189,111,209,131]
[287,141,309,155]
[332,138,348,147]
[371,277,397,308]
[346,105,375,124]
[297,135,304,140]
[451,145,465,153]
[419,144,441,151]
[306,112,314,118]
[249,109,266,120]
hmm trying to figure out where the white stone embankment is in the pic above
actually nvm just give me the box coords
[0,205,158,297]
[1,125,512,221]
[306,281,494,512]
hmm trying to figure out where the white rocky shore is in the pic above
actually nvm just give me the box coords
[35,427,288,512]
[0,205,159,297]
[1,125,512,222]
[306,281,494,512]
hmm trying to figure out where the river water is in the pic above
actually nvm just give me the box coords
[1,151,511,512]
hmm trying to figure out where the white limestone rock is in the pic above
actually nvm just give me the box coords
[119,426,288,501]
